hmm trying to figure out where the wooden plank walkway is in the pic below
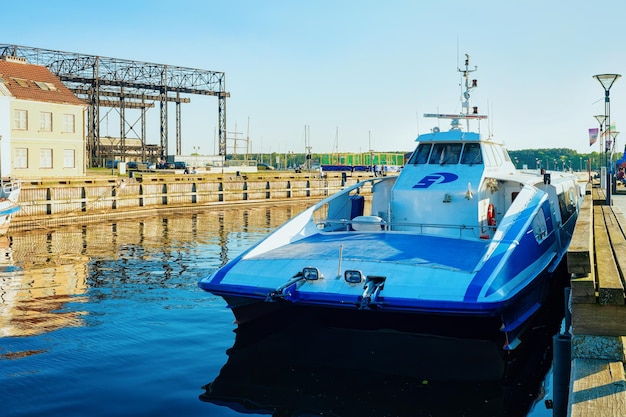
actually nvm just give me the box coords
[567,185,626,416]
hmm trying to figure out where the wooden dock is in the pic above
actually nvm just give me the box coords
[566,185,626,416]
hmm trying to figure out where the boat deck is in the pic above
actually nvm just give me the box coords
[250,232,489,273]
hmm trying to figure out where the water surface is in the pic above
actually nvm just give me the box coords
[0,203,556,416]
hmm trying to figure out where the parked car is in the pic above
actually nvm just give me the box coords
[257,163,274,170]
[164,161,187,169]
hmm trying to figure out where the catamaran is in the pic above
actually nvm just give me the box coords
[199,55,582,350]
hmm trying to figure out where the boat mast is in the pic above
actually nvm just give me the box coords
[423,53,487,131]
[459,53,479,131]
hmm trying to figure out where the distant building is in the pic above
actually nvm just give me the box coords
[0,56,86,178]
[98,136,161,165]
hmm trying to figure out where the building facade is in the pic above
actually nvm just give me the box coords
[0,56,86,179]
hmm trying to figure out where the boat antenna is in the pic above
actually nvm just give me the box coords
[423,53,487,131]
[459,53,479,131]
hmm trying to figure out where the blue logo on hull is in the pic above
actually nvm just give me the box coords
[412,172,459,189]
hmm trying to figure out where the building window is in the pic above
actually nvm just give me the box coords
[40,112,53,132]
[63,149,75,168]
[12,77,29,87]
[40,149,53,169]
[14,109,27,130]
[34,81,57,91]
[62,114,75,133]
[14,148,28,169]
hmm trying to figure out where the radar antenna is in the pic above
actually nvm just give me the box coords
[460,53,479,130]
[424,53,487,131]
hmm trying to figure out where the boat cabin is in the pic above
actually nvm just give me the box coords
[387,130,516,238]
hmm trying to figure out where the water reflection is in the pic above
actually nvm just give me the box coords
[0,204,308,340]
[0,202,560,417]
[0,231,89,339]
[201,315,556,417]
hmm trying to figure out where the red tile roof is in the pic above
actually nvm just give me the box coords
[0,58,85,106]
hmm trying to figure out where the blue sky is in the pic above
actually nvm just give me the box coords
[4,0,626,155]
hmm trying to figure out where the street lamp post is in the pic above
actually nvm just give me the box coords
[594,114,607,188]
[594,73,621,205]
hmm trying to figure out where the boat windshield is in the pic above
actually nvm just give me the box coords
[461,143,483,165]
[408,143,432,164]
[408,142,483,166]
[430,143,462,165]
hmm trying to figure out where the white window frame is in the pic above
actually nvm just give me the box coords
[14,148,28,169]
[40,148,53,169]
[14,109,27,130]
[40,111,53,132]
[63,149,75,168]
[62,114,75,133]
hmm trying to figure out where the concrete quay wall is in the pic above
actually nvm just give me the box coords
[11,172,374,231]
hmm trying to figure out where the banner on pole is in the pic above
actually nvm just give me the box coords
[589,128,599,146]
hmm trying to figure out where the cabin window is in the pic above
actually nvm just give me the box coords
[408,143,432,164]
[430,143,462,165]
[558,186,577,224]
[482,143,503,166]
[482,144,495,166]
[531,212,548,243]
[461,143,483,165]
[491,144,504,166]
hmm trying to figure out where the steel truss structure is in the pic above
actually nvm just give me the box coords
[0,44,229,167]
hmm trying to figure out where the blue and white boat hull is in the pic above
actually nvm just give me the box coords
[199,56,582,350]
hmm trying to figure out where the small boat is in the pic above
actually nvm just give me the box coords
[199,55,583,350]
[0,179,20,235]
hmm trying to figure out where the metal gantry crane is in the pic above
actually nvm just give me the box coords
[0,44,230,167]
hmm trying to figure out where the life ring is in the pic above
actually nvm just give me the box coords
[487,204,496,226]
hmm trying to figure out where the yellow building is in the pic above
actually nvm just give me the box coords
[0,56,86,179]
